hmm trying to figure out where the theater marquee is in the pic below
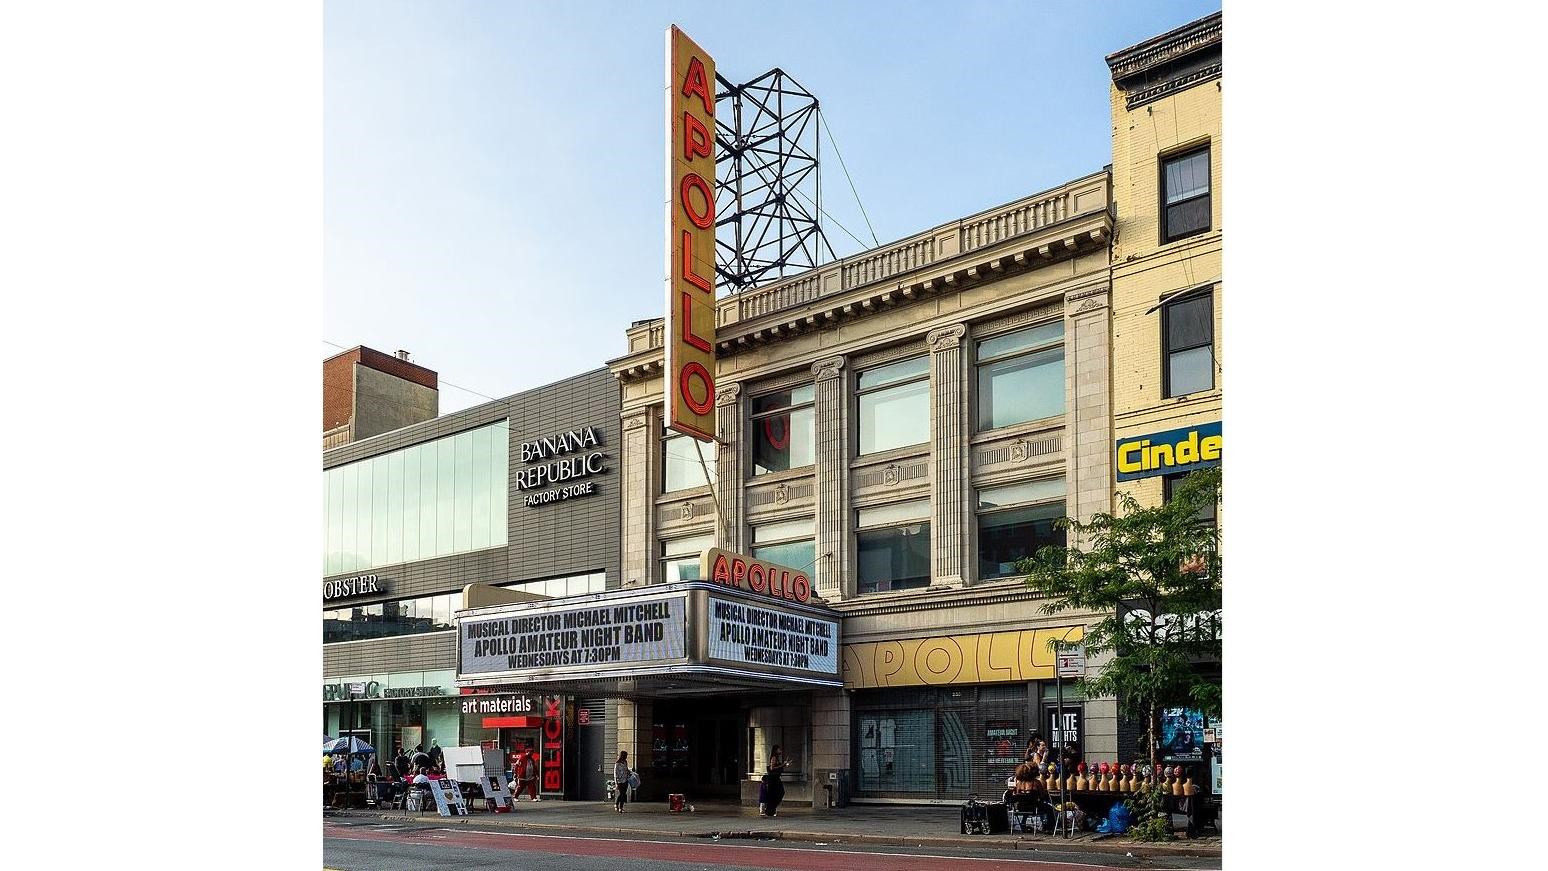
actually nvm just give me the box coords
[664,24,718,442]
[455,581,842,694]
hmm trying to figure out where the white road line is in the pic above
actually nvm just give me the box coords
[422,828,1204,870]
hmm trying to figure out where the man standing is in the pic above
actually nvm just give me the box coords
[515,744,541,802]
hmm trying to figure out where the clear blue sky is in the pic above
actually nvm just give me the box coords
[325,0,1221,413]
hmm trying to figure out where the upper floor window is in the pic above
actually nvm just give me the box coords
[752,517,816,572]
[977,478,1065,581]
[1161,146,1211,242]
[1163,291,1214,397]
[663,432,716,493]
[856,499,931,594]
[661,533,714,583]
[1164,472,1219,528]
[858,356,930,455]
[751,385,815,475]
[976,321,1065,432]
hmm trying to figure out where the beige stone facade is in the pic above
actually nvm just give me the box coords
[608,171,1122,801]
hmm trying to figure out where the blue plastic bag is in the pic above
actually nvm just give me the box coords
[1096,802,1131,834]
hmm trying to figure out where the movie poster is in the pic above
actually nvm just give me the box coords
[1160,707,1206,761]
[986,719,1022,768]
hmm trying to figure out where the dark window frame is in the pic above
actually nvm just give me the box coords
[1161,288,1215,399]
[973,320,1066,434]
[1159,145,1212,244]
[749,383,816,477]
[1163,472,1219,528]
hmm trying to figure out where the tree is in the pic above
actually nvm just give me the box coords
[1022,467,1221,766]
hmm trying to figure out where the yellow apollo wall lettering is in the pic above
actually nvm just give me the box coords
[841,626,1084,689]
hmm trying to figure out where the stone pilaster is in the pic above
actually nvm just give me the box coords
[809,689,852,811]
[1066,290,1113,544]
[613,698,654,778]
[714,382,745,552]
[812,356,851,600]
[620,406,659,588]
[927,324,969,587]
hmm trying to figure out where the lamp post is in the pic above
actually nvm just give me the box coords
[1052,625,1082,839]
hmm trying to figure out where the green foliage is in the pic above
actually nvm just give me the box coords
[1021,468,1222,763]
[1124,785,1174,842]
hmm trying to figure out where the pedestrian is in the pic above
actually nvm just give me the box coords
[516,745,541,802]
[761,745,787,817]
[394,746,410,779]
[428,742,444,771]
[613,751,632,813]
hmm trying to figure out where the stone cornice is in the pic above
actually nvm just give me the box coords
[1106,11,1221,83]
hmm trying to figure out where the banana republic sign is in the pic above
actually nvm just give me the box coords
[515,426,609,508]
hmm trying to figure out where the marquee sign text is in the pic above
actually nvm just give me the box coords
[460,595,688,676]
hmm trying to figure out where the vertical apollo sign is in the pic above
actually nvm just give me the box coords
[665,25,717,442]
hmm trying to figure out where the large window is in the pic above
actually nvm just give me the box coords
[1161,146,1211,242]
[751,384,815,475]
[498,571,608,599]
[977,478,1066,581]
[661,533,714,583]
[858,356,930,455]
[323,422,508,575]
[1163,291,1214,397]
[856,500,931,594]
[322,592,458,644]
[976,322,1065,431]
[752,517,816,572]
[663,433,716,493]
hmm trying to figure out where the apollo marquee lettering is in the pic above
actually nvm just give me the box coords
[460,596,688,676]
[701,547,812,605]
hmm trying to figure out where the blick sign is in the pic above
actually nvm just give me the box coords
[664,25,717,442]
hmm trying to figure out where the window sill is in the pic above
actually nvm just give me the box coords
[656,485,715,506]
[851,443,929,470]
[969,417,1065,446]
[747,465,816,485]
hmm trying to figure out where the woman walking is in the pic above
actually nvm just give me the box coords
[613,751,632,813]
[761,745,787,817]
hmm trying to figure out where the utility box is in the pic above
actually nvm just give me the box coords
[812,768,849,811]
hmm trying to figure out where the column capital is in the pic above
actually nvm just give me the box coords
[715,382,742,407]
[926,323,968,352]
[812,356,847,382]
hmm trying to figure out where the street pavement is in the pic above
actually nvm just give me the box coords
[324,797,1221,867]
[324,819,1224,871]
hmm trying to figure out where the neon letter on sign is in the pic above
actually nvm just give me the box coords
[665,25,717,443]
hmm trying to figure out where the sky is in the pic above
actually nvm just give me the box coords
[325,0,1223,414]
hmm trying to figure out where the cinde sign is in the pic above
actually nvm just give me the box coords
[515,426,608,507]
[1115,421,1222,482]
[707,597,838,676]
[460,594,688,677]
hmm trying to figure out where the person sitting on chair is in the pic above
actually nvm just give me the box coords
[1005,761,1054,831]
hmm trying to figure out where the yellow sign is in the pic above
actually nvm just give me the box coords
[842,626,1085,689]
[665,25,718,442]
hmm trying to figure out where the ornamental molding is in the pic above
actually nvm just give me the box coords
[1124,63,1222,110]
[812,356,847,382]
[715,382,742,407]
[775,483,790,504]
[852,339,928,371]
[681,502,696,521]
[926,324,967,352]
[1106,11,1221,82]
[882,463,901,486]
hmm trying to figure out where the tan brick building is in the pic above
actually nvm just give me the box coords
[1107,12,1223,508]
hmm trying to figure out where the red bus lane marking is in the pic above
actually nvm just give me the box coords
[323,825,1158,871]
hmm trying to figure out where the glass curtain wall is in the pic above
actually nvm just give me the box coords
[323,422,508,575]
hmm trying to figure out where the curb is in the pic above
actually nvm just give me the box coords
[356,811,1221,859]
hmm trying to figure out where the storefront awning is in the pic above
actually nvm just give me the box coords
[455,582,842,698]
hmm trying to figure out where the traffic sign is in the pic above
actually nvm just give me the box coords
[1056,649,1086,679]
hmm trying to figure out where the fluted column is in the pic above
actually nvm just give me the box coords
[620,406,658,588]
[714,382,745,552]
[812,356,851,600]
[1067,291,1114,547]
[927,324,969,587]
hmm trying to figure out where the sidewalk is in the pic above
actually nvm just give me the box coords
[335,797,1222,859]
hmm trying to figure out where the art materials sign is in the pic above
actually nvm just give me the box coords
[842,625,1084,689]
[515,426,608,507]
[459,595,688,676]
[707,596,838,676]
[701,547,812,605]
[664,24,718,442]
[1115,421,1222,481]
